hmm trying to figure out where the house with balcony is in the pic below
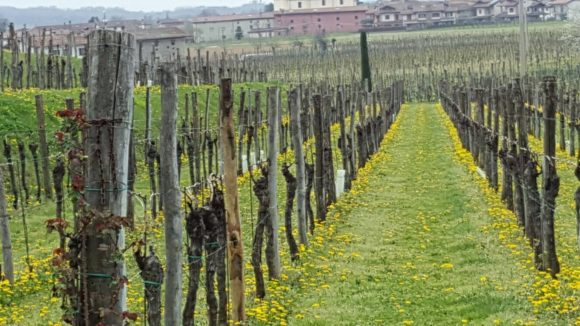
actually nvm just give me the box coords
[471,0,498,20]
[190,13,274,42]
[550,0,578,19]
[371,1,459,29]
[494,0,519,21]
[527,0,553,19]
[373,4,403,28]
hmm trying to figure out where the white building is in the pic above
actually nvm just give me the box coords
[273,0,358,11]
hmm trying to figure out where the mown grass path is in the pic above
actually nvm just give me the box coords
[289,103,555,325]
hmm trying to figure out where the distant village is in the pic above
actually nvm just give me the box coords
[4,0,579,61]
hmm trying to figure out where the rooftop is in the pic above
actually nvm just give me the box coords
[130,27,190,41]
[275,5,369,14]
[191,12,274,23]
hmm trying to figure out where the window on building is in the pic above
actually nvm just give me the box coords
[298,1,302,8]
[290,26,294,30]
[322,0,326,5]
[384,14,391,20]
[508,7,514,13]
[171,40,175,45]
[78,47,86,56]
[291,19,294,23]
[432,12,440,18]
[418,13,426,18]
[336,16,340,20]
[355,15,358,19]
[318,18,321,22]
[340,0,344,4]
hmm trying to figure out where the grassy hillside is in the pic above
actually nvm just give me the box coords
[0,82,288,325]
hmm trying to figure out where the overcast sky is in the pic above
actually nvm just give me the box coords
[0,0,251,11]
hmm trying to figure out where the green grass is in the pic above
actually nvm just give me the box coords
[0,82,285,262]
[0,82,287,325]
[287,103,572,325]
[1,96,577,324]
[189,20,567,52]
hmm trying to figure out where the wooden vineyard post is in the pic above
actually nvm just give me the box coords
[82,30,135,325]
[0,167,14,284]
[313,94,326,222]
[503,84,522,210]
[159,63,183,326]
[570,91,576,157]
[475,89,485,169]
[512,80,526,227]
[338,87,351,190]
[220,78,246,322]
[267,87,282,279]
[192,92,201,184]
[534,84,542,139]
[35,95,52,200]
[491,89,500,191]
[185,93,196,185]
[289,88,309,245]
[10,23,20,90]
[28,143,41,201]
[349,91,357,180]
[254,91,262,163]
[144,86,158,218]
[559,83,567,152]
[541,76,560,277]
[237,90,246,175]
[17,141,29,204]
[66,32,73,88]
[322,95,337,206]
[0,32,3,91]
[3,141,18,210]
